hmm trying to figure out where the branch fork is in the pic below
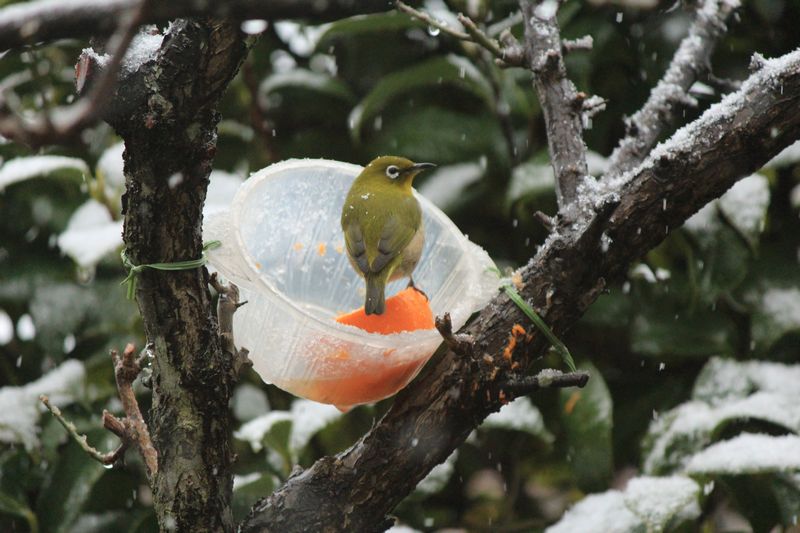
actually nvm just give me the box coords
[41,342,158,477]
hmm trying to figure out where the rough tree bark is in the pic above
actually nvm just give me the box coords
[240,50,800,533]
[101,19,247,531]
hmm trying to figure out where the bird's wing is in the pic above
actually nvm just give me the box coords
[343,221,371,275]
[368,204,420,274]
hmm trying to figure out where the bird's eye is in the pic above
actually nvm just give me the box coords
[385,165,400,179]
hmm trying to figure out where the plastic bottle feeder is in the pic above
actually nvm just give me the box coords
[205,159,498,411]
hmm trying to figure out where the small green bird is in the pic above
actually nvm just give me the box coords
[341,156,435,315]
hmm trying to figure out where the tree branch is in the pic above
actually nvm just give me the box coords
[605,0,739,177]
[241,49,800,533]
[521,0,589,211]
[0,0,393,52]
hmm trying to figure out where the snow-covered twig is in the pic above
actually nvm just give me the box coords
[605,0,740,177]
[520,0,589,210]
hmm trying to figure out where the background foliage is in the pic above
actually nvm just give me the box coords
[1,0,799,531]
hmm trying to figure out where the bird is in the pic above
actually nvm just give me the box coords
[341,156,435,315]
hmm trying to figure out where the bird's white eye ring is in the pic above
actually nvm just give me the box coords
[386,165,400,179]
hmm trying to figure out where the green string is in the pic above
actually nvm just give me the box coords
[488,267,577,372]
[120,240,221,300]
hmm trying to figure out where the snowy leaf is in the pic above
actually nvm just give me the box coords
[559,361,613,491]
[506,160,554,209]
[623,476,700,530]
[416,451,458,495]
[287,399,343,454]
[692,357,800,403]
[234,399,343,459]
[686,434,800,475]
[546,475,700,533]
[234,411,293,454]
[96,142,125,196]
[545,491,639,533]
[0,156,89,191]
[765,139,800,168]
[232,383,269,423]
[718,174,770,250]
[643,359,800,475]
[418,161,484,211]
[482,397,554,444]
[0,360,85,450]
[57,199,123,268]
[748,285,800,354]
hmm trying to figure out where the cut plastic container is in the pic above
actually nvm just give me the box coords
[204,159,498,411]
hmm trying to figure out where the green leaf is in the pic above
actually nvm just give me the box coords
[684,205,752,304]
[316,11,419,51]
[36,428,118,533]
[365,105,508,169]
[0,491,38,533]
[505,156,555,212]
[349,54,494,141]
[559,361,613,491]
[260,69,355,105]
[630,304,737,359]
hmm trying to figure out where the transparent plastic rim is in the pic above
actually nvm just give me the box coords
[230,158,480,348]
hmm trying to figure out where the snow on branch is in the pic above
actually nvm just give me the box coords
[240,48,800,533]
[605,0,740,177]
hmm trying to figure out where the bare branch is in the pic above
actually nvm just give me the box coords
[0,0,147,147]
[605,0,739,177]
[493,370,591,398]
[562,35,593,54]
[242,49,800,533]
[111,343,158,477]
[0,0,392,52]
[40,395,127,465]
[521,0,589,211]
[396,1,525,67]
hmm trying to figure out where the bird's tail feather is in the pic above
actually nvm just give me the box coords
[365,276,386,315]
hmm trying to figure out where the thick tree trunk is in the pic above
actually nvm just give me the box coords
[106,19,247,531]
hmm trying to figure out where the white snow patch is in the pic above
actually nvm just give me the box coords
[418,161,483,210]
[534,0,559,18]
[96,142,125,195]
[57,199,123,268]
[766,139,800,168]
[0,309,12,344]
[416,450,458,495]
[759,286,800,332]
[623,476,700,528]
[545,491,639,533]
[0,155,88,191]
[122,31,163,73]
[482,397,554,442]
[205,170,244,217]
[0,359,85,450]
[718,174,770,239]
[234,399,343,456]
[686,434,800,474]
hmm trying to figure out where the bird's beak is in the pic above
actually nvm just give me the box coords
[403,162,436,175]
